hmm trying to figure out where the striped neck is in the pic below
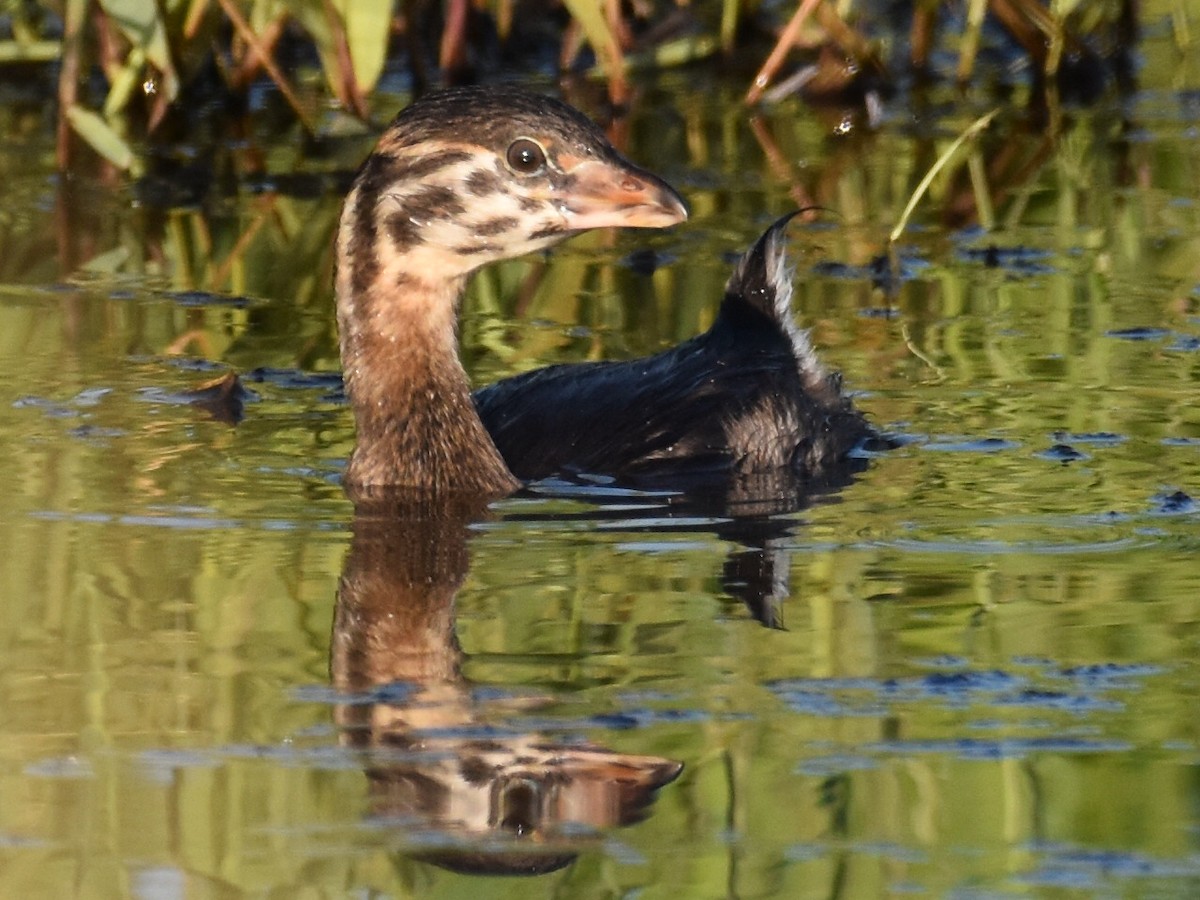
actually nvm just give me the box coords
[335,182,519,498]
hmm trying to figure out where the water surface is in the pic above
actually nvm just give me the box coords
[1,32,1199,900]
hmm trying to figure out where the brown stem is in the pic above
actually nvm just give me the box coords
[439,0,470,82]
[231,15,284,91]
[745,0,823,105]
[910,0,937,70]
[56,0,88,170]
[324,0,368,116]
[603,0,630,107]
[214,0,317,134]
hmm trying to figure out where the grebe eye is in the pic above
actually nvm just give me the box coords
[506,138,546,175]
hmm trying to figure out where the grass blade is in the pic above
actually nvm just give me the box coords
[889,108,999,244]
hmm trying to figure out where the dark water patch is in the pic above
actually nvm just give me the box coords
[1016,840,1200,888]
[244,170,355,198]
[67,424,126,441]
[71,387,112,407]
[620,247,675,275]
[1162,436,1200,447]
[810,250,929,286]
[769,671,1025,717]
[514,707,711,732]
[955,243,1056,275]
[13,386,116,419]
[110,512,242,530]
[587,713,642,731]
[809,261,859,279]
[1166,333,1200,352]
[1081,510,1132,524]
[254,465,343,485]
[913,655,971,669]
[136,748,222,783]
[879,536,1148,555]
[1016,863,1101,889]
[992,689,1122,713]
[616,689,684,703]
[294,682,418,706]
[1004,659,1163,695]
[1051,430,1127,445]
[771,663,1156,722]
[159,356,229,373]
[1180,89,1200,115]
[783,839,924,865]
[470,685,535,703]
[893,670,1026,698]
[246,366,346,401]
[867,736,1132,759]
[592,707,711,729]
[139,743,388,772]
[1036,443,1090,463]
[770,689,887,719]
[857,306,900,319]
[1104,326,1171,341]
[922,437,1020,453]
[13,396,81,418]
[1055,662,1164,683]
[795,753,878,776]
[522,477,680,503]
[135,162,216,208]
[30,507,341,532]
[1150,489,1196,515]
[160,289,255,309]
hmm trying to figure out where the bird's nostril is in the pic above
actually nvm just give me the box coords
[621,178,641,192]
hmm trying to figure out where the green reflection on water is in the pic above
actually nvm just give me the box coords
[1,37,1200,900]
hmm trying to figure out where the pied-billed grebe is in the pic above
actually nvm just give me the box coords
[336,86,870,497]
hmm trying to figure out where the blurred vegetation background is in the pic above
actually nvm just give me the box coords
[0,0,1153,173]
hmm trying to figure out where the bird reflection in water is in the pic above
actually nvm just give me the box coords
[330,493,682,876]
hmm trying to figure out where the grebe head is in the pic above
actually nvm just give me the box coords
[337,86,688,288]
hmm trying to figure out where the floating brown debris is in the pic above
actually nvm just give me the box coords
[181,371,254,425]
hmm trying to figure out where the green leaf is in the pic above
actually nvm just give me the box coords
[64,0,90,33]
[98,0,179,99]
[65,104,137,173]
[560,0,621,75]
[103,46,147,117]
[331,0,391,93]
[889,108,1000,244]
[80,246,132,274]
[250,0,290,34]
[279,1,338,89]
[0,39,62,62]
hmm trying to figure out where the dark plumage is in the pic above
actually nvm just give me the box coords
[476,213,870,488]
[334,85,872,498]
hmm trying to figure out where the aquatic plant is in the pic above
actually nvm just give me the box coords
[0,1,1160,172]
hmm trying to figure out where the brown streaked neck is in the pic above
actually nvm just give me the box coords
[336,243,519,498]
